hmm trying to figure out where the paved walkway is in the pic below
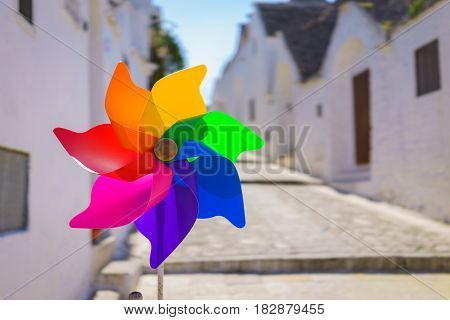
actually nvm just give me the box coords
[130,165,450,272]
[136,273,450,300]
[126,160,450,299]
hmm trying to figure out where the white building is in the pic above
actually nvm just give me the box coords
[214,0,450,222]
[0,0,154,299]
[212,0,336,158]
[316,0,450,222]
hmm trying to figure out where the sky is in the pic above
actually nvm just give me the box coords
[153,0,288,105]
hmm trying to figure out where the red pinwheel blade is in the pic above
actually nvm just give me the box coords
[53,124,138,175]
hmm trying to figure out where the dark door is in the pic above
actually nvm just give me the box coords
[352,70,371,165]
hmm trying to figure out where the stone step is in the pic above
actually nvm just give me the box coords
[135,273,450,299]
[95,258,142,299]
[142,255,450,274]
[92,290,120,300]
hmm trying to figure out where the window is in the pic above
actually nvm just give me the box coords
[92,229,109,245]
[64,0,85,29]
[249,99,256,121]
[0,146,29,234]
[122,55,129,66]
[19,0,33,24]
[415,39,441,96]
[316,104,322,118]
[252,39,257,55]
[264,129,271,142]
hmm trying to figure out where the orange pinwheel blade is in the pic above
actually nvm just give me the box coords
[105,62,158,152]
[105,63,208,152]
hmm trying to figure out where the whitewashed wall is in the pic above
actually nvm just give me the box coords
[217,1,450,221]
[89,0,152,126]
[312,2,384,186]
[297,2,450,221]
[370,3,450,222]
[213,8,274,126]
[269,31,301,157]
[0,0,154,299]
[212,6,301,159]
[291,77,329,177]
[0,0,93,299]
[89,0,153,258]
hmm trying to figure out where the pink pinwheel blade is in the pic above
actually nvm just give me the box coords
[135,163,198,269]
[54,124,138,175]
[70,161,173,228]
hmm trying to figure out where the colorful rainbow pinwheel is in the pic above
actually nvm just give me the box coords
[54,62,264,268]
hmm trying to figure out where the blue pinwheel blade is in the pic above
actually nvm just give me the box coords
[192,155,245,228]
[169,140,246,228]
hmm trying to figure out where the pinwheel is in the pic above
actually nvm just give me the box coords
[54,62,264,269]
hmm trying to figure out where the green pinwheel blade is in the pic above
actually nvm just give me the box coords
[162,111,264,162]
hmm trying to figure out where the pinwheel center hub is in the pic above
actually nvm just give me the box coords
[154,138,178,162]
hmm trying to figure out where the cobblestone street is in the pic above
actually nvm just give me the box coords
[117,161,450,299]
[132,182,450,264]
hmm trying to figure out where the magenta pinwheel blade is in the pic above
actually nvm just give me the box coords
[70,162,173,228]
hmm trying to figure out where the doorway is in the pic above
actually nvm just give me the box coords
[352,70,371,165]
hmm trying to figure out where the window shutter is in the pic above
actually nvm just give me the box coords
[415,39,441,96]
[19,0,33,24]
[0,147,29,233]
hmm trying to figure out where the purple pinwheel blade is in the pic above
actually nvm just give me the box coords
[134,174,198,269]
[193,155,245,228]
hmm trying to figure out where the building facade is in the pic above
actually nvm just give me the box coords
[212,0,336,159]
[213,0,450,222]
[318,0,450,222]
[0,0,154,299]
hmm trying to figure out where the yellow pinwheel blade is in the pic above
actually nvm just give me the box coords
[141,65,207,134]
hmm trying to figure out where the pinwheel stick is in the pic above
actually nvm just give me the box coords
[157,264,164,300]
